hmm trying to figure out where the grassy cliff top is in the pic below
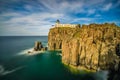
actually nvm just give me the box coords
[49,23,120,38]
[50,23,119,30]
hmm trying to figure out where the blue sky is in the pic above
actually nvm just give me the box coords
[0,0,120,36]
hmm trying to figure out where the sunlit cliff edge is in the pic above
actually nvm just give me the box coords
[48,21,120,79]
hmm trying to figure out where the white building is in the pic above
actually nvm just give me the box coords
[54,20,78,28]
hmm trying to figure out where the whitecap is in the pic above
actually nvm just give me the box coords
[0,65,25,76]
[56,52,62,56]
[17,47,34,55]
[0,65,4,74]
[16,47,45,56]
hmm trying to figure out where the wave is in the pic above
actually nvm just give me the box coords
[17,47,34,55]
[0,65,25,76]
[56,52,62,56]
[16,47,45,56]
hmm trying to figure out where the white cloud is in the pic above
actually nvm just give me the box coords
[95,14,101,17]
[0,10,102,36]
[87,9,96,15]
[39,0,85,14]
[71,18,97,24]
[0,12,23,17]
[0,12,65,36]
[102,3,112,11]
[24,5,33,11]
[74,18,93,21]
[0,8,105,36]
[0,0,119,36]
[39,0,106,15]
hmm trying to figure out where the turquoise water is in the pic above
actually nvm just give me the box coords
[0,36,108,80]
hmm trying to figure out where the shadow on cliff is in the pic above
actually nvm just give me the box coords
[107,43,120,80]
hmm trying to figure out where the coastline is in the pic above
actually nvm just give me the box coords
[62,62,96,74]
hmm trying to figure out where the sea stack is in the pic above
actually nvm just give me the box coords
[28,41,47,54]
[34,41,47,51]
[34,41,43,51]
[48,21,120,74]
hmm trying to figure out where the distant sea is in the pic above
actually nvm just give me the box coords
[0,36,108,80]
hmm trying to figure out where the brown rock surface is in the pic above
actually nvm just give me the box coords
[48,27,76,50]
[48,23,120,71]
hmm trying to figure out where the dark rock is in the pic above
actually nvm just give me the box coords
[116,43,120,56]
[28,51,31,53]
[33,41,48,52]
[41,47,48,51]
[34,41,43,51]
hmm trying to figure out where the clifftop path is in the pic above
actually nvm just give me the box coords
[48,23,120,72]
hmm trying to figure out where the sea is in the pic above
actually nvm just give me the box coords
[0,36,108,80]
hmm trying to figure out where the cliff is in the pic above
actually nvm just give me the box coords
[48,27,77,50]
[48,23,120,72]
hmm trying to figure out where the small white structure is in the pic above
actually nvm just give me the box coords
[54,20,78,28]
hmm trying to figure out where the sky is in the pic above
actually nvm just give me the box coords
[0,0,120,36]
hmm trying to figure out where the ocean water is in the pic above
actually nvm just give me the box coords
[0,36,108,80]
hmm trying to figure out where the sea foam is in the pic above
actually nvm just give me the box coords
[0,65,25,76]
[16,47,45,56]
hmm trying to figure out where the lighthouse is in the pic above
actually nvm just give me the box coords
[55,19,60,27]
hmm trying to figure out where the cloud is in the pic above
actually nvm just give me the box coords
[102,3,112,11]
[0,12,64,36]
[70,17,103,24]
[87,9,96,15]
[39,0,84,14]
[95,14,101,17]
[0,0,119,36]
[72,18,94,22]
[0,10,102,36]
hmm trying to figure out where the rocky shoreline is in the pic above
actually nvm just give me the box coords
[27,41,47,55]
[48,23,120,80]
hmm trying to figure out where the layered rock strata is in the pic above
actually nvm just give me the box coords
[48,23,120,71]
[48,27,76,50]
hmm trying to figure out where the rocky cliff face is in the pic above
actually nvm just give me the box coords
[48,23,120,72]
[48,27,76,50]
